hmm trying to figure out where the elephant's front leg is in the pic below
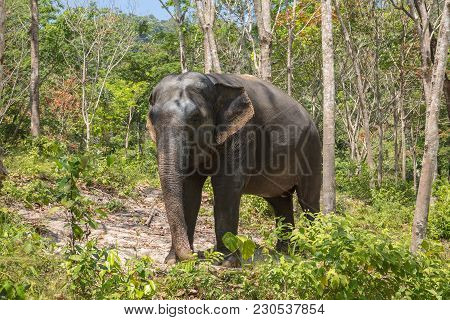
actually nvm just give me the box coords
[165,173,206,264]
[211,175,243,267]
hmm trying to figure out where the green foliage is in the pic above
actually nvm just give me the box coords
[222,232,256,262]
[0,0,449,301]
[285,215,449,299]
[336,160,372,202]
[158,215,449,300]
[428,180,450,240]
[240,194,272,231]
[1,179,56,208]
[65,241,156,299]
[82,144,159,195]
[0,209,65,300]
[56,155,99,247]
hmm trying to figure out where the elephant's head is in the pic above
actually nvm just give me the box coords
[147,72,254,262]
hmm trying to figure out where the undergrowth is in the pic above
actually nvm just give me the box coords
[0,140,448,300]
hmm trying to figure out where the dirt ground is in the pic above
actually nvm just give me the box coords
[14,185,262,265]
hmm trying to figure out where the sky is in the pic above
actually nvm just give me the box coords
[65,0,170,19]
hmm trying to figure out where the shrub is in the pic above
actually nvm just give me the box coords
[0,208,65,299]
[65,241,156,299]
[336,160,372,202]
[1,179,57,208]
[82,145,159,195]
[157,215,449,300]
[428,180,450,240]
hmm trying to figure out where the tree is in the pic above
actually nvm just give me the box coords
[373,1,383,187]
[286,0,296,96]
[30,0,40,137]
[0,148,6,189]
[0,0,5,98]
[159,0,188,73]
[195,0,221,73]
[60,5,135,149]
[334,0,375,185]
[321,0,336,214]
[0,0,5,186]
[409,0,449,254]
[255,0,272,81]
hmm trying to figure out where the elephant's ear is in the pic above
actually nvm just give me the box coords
[211,78,254,144]
[146,92,157,142]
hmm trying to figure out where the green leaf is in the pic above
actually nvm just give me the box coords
[24,241,33,254]
[72,224,84,239]
[69,254,82,262]
[106,155,114,167]
[222,232,239,253]
[241,239,256,261]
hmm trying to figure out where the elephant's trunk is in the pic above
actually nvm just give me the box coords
[157,131,193,261]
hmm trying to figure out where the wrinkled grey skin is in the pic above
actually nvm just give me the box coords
[147,72,322,265]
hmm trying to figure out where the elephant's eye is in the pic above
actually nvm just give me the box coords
[189,110,203,124]
[149,109,156,122]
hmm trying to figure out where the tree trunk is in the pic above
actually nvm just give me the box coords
[321,0,336,214]
[0,0,5,98]
[410,124,418,193]
[255,0,272,81]
[85,121,90,150]
[125,107,134,157]
[0,156,6,190]
[195,0,221,73]
[374,2,383,187]
[393,100,399,181]
[203,35,212,73]
[334,0,374,185]
[137,111,143,155]
[30,0,40,138]
[411,0,449,254]
[173,0,187,72]
[445,75,450,121]
[400,100,407,181]
[286,0,296,96]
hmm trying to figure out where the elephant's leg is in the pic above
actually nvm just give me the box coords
[296,175,321,221]
[264,194,294,252]
[211,175,243,267]
[183,174,207,247]
[164,174,206,265]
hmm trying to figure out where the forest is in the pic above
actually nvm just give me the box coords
[0,0,448,300]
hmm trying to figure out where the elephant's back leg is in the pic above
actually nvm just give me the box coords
[295,174,321,220]
[264,195,294,252]
[295,126,322,218]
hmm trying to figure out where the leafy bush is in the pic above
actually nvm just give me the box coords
[82,145,159,195]
[65,241,156,299]
[157,215,449,300]
[222,232,256,262]
[1,179,57,208]
[55,155,101,247]
[336,160,372,202]
[428,180,450,240]
[0,208,65,299]
[285,215,449,299]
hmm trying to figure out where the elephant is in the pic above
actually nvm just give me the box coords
[147,72,322,265]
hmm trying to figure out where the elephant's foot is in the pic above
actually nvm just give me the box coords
[221,254,240,268]
[164,247,177,265]
[164,246,194,265]
[276,239,290,254]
